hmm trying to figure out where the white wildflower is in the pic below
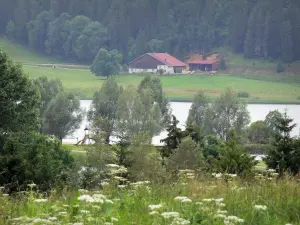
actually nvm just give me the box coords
[106,164,120,169]
[104,223,113,225]
[78,195,95,203]
[195,202,203,205]
[215,214,227,219]
[111,217,118,222]
[101,181,110,187]
[34,199,48,203]
[58,211,68,216]
[254,205,267,211]
[225,216,244,223]
[32,218,51,224]
[117,185,126,188]
[105,199,114,204]
[174,196,192,203]
[149,211,159,215]
[215,198,224,202]
[202,198,214,202]
[212,173,222,178]
[161,211,180,219]
[48,217,58,221]
[78,189,89,193]
[28,183,36,189]
[92,205,101,210]
[72,223,83,225]
[149,204,163,211]
[217,210,227,214]
[217,202,226,207]
[171,217,191,225]
[80,210,90,214]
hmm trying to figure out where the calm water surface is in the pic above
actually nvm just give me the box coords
[63,101,300,145]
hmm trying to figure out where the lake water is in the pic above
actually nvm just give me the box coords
[63,100,300,145]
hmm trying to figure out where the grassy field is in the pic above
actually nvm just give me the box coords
[23,65,300,103]
[2,38,300,103]
[0,38,59,64]
[1,175,299,225]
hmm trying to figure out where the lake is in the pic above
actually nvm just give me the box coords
[63,100,300,145]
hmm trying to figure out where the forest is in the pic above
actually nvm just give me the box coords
[1,0,300,63]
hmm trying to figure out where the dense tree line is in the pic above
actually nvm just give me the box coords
[1,0,300,63]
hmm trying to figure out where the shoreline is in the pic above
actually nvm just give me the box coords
[78,98,300,105]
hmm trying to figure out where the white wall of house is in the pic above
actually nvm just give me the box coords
[129,68,157,73]
[157,65,174,74]
[129,65,177,74]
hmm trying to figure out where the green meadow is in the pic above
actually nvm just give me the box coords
[23,65,300,103]
[1,38,300,103]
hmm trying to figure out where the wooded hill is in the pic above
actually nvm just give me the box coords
[1,0,300,63]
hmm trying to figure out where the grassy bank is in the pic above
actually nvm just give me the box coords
[1,176,299,225]
[23,65,300,103]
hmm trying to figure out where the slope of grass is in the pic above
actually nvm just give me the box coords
[0,38,60,64]
[23,65,300,103]
[1,177,300,225]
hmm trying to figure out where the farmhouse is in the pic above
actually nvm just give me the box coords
[188,59,220,72]
[129,53,187,74]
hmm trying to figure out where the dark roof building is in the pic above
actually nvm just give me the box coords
[129,53,187,74]
[188,59,220,71]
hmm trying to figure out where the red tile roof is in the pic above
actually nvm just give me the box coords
[188,59,218,64]
[149,53,187,67]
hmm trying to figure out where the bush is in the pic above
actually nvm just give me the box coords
[237,91,250,98]
[276,60,285,73]
[217,131,257,177]
[0,132,74,192]
[167,138,205,171]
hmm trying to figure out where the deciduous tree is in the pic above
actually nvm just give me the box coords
[90,48,122,78]
[43,92,82,140]
[0,49,40,133]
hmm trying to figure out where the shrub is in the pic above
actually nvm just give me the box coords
[237,91,250,98]
[244,144,273,155]
[167,138,205,171]
[217,131,257,177]
[0,132,74,192]
[276,60,285,73]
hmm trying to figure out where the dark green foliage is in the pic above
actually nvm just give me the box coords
[0,132,74,192]
[34,76,63,118]
[160,115,182,159]
[3,0,300,63]
[5,21,15,40]
[90,49,122,78]
[75,22,109,61]
[138,75,171,126]
[276,60,285,73]
[27,11,54,51]
[43,92,83,140]
[0,49,40,133]
[264,111,299,175]
[88,78,123,144]
[217,131,257,177]
[187,91,209,128]
[247,121,270,144]
[237,92,250,98]
[167,138,205,171]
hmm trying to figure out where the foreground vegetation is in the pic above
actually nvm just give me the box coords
[1,49,300,225]
[1,176,299,225]
[23,65,300,103]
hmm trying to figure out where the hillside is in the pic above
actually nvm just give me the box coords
[0,38,58,64]
[1,0,300,64]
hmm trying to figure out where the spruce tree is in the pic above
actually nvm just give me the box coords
[265,112,297,175]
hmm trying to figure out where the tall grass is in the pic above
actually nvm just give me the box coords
[1,175,299,225]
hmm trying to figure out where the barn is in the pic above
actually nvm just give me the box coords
[188,59,220,72]
[129,53,187,74]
